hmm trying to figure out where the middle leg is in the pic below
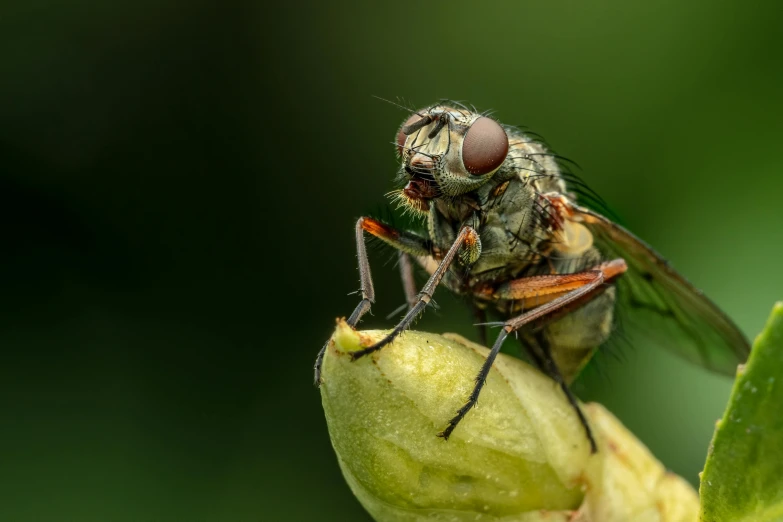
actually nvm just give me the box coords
[397,251,419,312]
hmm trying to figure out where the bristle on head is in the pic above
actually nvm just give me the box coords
[386,189,429,219]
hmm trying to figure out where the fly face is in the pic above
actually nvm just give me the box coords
[395,106,509,210]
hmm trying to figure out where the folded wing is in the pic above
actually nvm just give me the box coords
[568,203,749,376]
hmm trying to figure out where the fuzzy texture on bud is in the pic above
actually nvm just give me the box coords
[319,321,698,521]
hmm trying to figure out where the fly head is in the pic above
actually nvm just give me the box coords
[394,105,509,214]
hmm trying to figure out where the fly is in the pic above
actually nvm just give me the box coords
[314,101,750,452]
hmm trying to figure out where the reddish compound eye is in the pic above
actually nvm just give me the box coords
[396,114,422,155]
[461,117,508,175]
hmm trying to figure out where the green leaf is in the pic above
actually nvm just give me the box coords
[700,302,783,522]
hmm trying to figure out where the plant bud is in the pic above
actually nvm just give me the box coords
[319,321,698,521]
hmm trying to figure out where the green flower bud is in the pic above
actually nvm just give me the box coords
[319,321,698,521]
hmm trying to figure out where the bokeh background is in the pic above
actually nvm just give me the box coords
[2,1,782,520]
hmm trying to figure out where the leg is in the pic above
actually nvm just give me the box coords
[398,252,418,311]
[535,331,598,453]
[438,259,627,452]
[385,252,423,319]
[518,333,544,370]
[314,217,430,385]
[350,226,481,360]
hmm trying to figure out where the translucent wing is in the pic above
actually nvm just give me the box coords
[569,202,749,375]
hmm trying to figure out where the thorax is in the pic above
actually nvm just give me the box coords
[426,172,599,300]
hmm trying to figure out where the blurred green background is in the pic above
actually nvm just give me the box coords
[2,1,782,520]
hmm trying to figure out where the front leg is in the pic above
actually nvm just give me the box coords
[350,225,481,360]
[313,217,431,385]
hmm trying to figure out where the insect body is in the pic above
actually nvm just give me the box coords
[315,102,749,452]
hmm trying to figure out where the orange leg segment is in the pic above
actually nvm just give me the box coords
[492,259,627,308]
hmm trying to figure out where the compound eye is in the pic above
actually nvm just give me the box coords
[396,114,422,155]
[461,117,508,175]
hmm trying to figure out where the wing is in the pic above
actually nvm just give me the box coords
[568,202,749,375]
